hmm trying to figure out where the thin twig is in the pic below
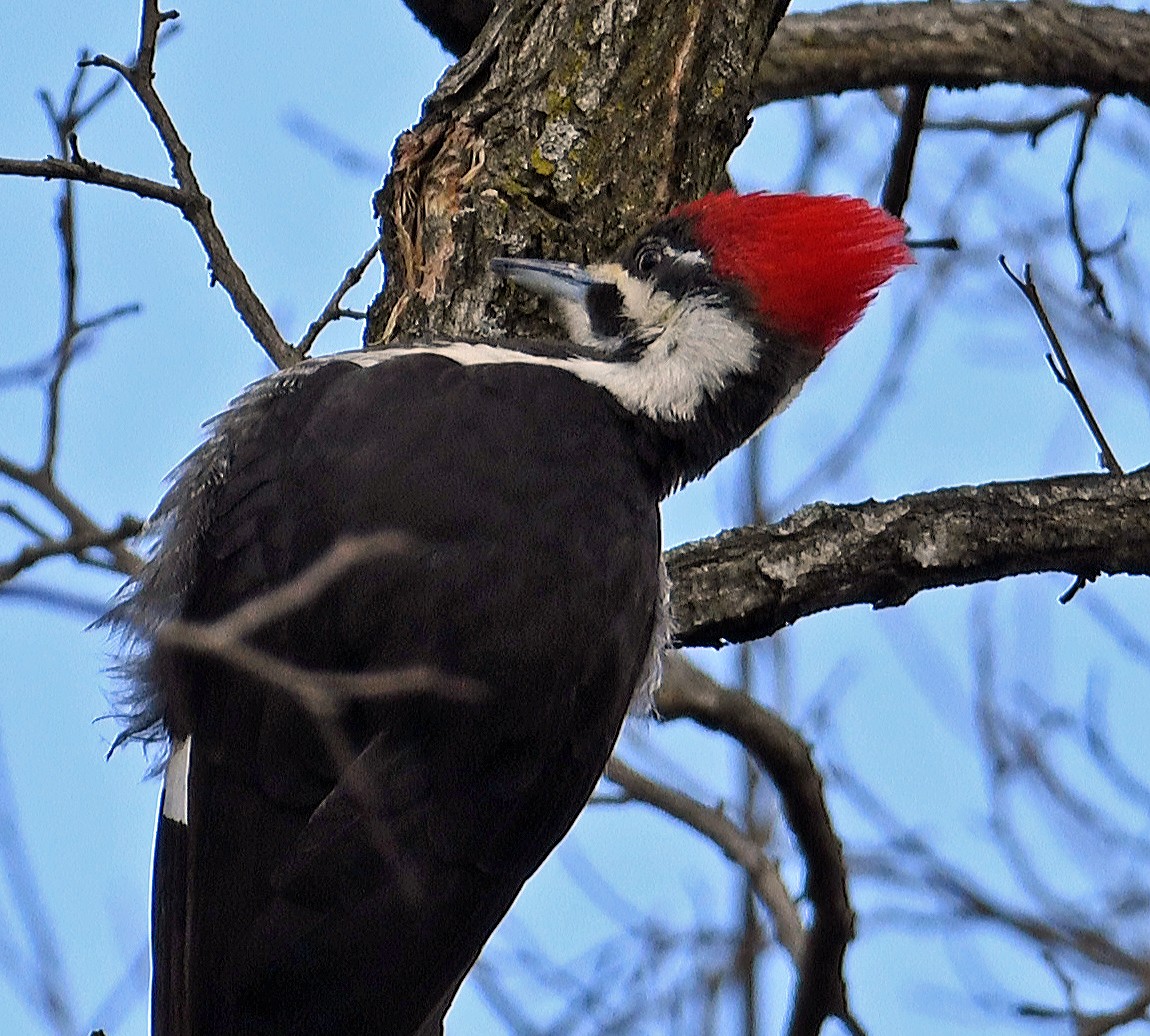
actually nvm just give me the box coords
[905,236,959,251]
[653,657,860,1036]
[840,754,1150,1013]
[157,622,479,718]
[41,86,84,476]
[296,238,382,356]
[876,88,1092,145]
[0,582,110,619]
[0,156,183,206]
[0,517,142,585]
[881,84,928,217]
[74,1,296,368]
[0,455,143,576]
[0,302,142,389]
[40,56,119,132]
[604,757,806,961]
[0,43,148,598]
[0,505,53,540]
[1078,987,1150,1036]
[998,257,1124,475]
[202,531,411,642]
[1064,95,1118,319]
[151,533,487,907]
[153,533,485,714]
[922,98,1094,144]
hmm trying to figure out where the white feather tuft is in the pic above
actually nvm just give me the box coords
[162,736,191,824]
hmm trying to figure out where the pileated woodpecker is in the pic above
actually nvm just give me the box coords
[109,190,910,1035]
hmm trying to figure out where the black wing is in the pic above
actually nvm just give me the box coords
[151,353,662,1036]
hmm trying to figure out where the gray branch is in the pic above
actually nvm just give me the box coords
[669,468,1150,648]
[760,2,1150,104]
[653,657,856,1036]
[605,755,806,961]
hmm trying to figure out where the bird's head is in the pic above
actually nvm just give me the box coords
[492,190,912,487]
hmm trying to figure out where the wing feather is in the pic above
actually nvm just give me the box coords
[148,353,661,1034]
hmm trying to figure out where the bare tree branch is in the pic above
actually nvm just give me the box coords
[0,582,111,619]
[1077,988,1150,1036]
[653,657,859,1036]
[146,533,490,909]
[1,6,387,370]
[760,3,1150,104]
[0,517,142,585]
[669,469,1150,648]
[296,237,382,357]
[396,0,1150,103]
[0,56,146,593]
[0,457,143,579]
[153,533,484,719]
[999,258,1124,476]
[157,618,480,719]
[911,97,1094,143]
[1062,96,1121,319]
[0,155,184,206]
[77,2,296,368]
[605,756,806,962]
[0,2,370,604]
[881,85,928,218]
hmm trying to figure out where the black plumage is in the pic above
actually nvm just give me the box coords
[110,189,910,1035]
[145,353,663,1035]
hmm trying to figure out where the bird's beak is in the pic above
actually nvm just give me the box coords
[491,257,595,305]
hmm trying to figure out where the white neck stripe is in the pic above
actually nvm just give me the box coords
[341,305,760,424]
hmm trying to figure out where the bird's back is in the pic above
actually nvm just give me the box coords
[149,352,665,1035]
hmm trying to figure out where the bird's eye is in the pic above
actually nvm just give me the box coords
[635,242,663,275]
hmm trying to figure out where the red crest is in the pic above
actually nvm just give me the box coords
[673,191,912,354]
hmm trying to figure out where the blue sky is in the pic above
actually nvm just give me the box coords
[2,2,1149,1034]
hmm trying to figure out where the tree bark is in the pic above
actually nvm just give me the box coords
[367,0,788,347]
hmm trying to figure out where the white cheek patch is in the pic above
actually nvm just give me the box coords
[556,265,761,421]
[163,736,191,825]
[569,294,760,421]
